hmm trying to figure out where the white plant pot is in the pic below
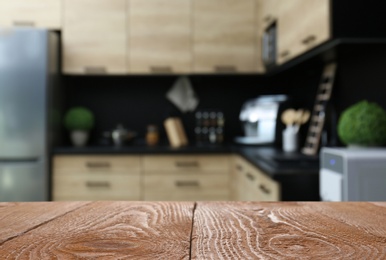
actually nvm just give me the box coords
[71,130,89,147]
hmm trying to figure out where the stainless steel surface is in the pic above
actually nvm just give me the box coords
[0,160,46,201]
[0,28,58,201]
[111,124,136,146]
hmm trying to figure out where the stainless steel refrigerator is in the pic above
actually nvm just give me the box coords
[0,28,59,201]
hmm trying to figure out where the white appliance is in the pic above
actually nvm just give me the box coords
[320,147,386,201]
[235,95,287,144]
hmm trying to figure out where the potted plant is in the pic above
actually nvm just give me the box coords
[337,100,386,147]
[64,107,95,147]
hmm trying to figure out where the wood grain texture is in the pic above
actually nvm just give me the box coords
[192,202,386,259]
[0,202,88,244]
[0,201,194,259]
[62,0,127,74]
[143,172,230,201]
[128,0,192,74]
[193,0,257,73]
[0,0,62,29]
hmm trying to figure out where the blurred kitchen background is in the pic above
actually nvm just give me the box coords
[1,0,386,203]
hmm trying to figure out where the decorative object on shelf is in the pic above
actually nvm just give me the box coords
[146,124,159,146]
[164,117,188,148]
[195,109,225,145]
[63,107,94,147]
[337,100,386,147]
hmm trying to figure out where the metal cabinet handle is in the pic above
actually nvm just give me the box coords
[280,50,290,58]
[264,15,273,23]
[259,184,271,194]
[302,35,317,45]
[214,65,237,73]
[86,181,111,188]
[246,172,255,181]
[236,164,243,171]
[84,66,107,74]
[175,161,199,168]
[86,162,111,168]
[175,180,200,187]
[150,66,173,73]
[13,21,35,27]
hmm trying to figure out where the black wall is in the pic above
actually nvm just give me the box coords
[61,47,386,147]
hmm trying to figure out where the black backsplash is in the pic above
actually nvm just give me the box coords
[61,47,386,148]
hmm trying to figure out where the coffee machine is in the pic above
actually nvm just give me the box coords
[235,95,288,144]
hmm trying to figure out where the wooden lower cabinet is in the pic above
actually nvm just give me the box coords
[142,155,231,201]
[143,172,229,201]
[232,155,280,201]
[52,154,279,202]
[52,155,141,201]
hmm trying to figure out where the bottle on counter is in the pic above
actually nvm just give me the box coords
[146,124,159,146]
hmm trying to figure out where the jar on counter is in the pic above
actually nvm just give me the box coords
[146,125,159,146]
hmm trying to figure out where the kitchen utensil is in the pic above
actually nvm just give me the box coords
[300,110,311,124]
[281,108,296,126]
[111,124,136,146]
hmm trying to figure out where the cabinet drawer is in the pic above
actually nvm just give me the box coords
[53,172,141,201]
[257,169,280,201]
[142,155,230,172]
[143,172,230,201]
[54,156,141,172]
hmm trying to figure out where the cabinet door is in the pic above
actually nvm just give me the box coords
[299,0,330,52]
[277,0,303,64]
[277,0,330,65]
[260,0,280,29]
[255,0,265,73]
[62,0,127,74]
[193,0,256,73]
[128,0,191,74]
[0,0,61,29]
[255,168,280,201]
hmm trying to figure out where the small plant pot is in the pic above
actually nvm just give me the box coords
[71,130,89,147]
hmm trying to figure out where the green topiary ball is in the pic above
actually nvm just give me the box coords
[64,107,94,131]
[337,100,386,146]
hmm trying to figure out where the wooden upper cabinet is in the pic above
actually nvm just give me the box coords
[128,0,191,74]
[62,0,127,75]
[0,0,61,29]
[300,0,330,51]
[277,0,303,64]
[277,0,330,65]
[255,0,264,73]
[260,0,280,28]
[193,0,257,73]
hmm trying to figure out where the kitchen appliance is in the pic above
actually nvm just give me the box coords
[320,147,386,201]
[262,21,277,70]
[235,95,288,144]
[0,28,59,201]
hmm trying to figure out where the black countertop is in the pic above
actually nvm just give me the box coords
[52,143,320,178]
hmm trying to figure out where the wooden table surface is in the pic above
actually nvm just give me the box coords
[1,201,386,259]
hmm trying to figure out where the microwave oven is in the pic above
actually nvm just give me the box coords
[320,147,386,201]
